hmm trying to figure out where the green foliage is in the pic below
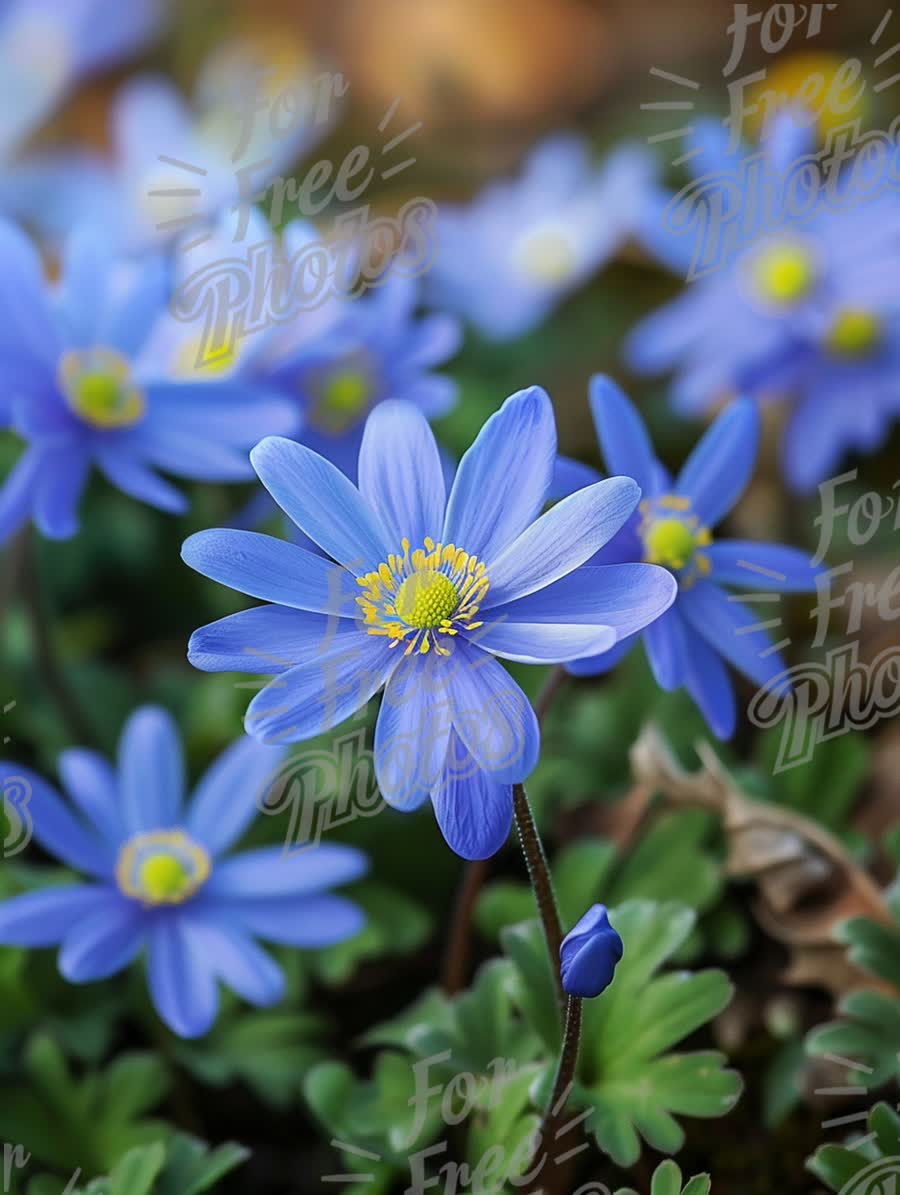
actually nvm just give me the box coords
[477,813,723,943]
[807,1103,900,1191]
[504,901,742,1168]
[754,726,870,839]
[615,1158,712,1195]
[25,1134,249,1195]
[0,1036,171,1176]
[806,913,900,1088]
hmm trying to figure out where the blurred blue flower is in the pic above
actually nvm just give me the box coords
[560,904,623,998]
[629,113,900,491]
[0,0,164,160]
[427,134,657,341]
[182,390,676,860]
[0,707,367,1038]
[567,377,821,739]
[0,220,296,543]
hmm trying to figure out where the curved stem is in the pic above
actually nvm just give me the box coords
[526,995,584,1195]
[21,532,98,749]
[513,782,564,1006]
[442,856,490,994]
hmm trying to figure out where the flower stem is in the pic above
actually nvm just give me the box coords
[525,995,584,1195]
[513,781,564,1006]
[21,531,98,749]
[442,855,490,994]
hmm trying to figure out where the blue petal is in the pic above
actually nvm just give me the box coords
[565,635,635,677]
[475,619,616,664]
[374,654,451,810]
[228,893,365,947]
[207,844,368,899]
[430,731,513,860]
[0,884,113,947]
[244,630,397,743]
[443,387,556,562]
[33,448,90,540]
[492,563,677,639]
[0,763,112,878]
[56,224,115,346]
[187,914,286,1006]
[58,749,124,846]
[188,606,345,675]
[683,632,737,740]
[675,399,760,527]
[445,642,538,783]
[679,580,788,691]
[484,477,640,606]
[706,541,821,591]
[550,455,603,499]
[643,605,690,690]
[251,437,391,573]
[358,401,446,547]
[588,375,659,493]
[118,707,185,833]
[94,450,187,514]
[181,530,357,617]
[58,898,145,982]
[0,447,42,543]
[186,736,288,857]
[147,917,219,1039]
[782,392,845,494]
[0,220,61,377]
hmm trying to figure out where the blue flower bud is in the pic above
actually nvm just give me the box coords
[559,904,623,998]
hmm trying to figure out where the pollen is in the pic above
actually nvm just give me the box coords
[640,496,712,585]
[312,364,373,433]
[116,830,210,906]
[752,242,815,306]
[396,569,460,628]
[515,227,577,285]
[357,537,489,657]
[826,308,881,358]
[58,347,146,429]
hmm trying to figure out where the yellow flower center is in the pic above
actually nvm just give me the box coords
[116,830,210,907]
[741,51,868,142]
[752,242,815,305]
[312,365,373,433]
[515,228,577,284]
[826,308,881,358]
[357,537,489,657]
[58,347,146,429]
[177,335,239,377]
[640,495,712,584]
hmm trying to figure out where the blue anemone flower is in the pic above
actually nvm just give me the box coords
[629,113,900,490]
[427,134,657,341]
[567,377,821,739]
[559,904,623,999]
[182,390,676,860]
[0,220,296,542]
[0,0,164,160]
[0,707,367,1038]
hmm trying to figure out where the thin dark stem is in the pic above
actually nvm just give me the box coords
[442,855,490,994]
[440,669,568,996]
[526,995,584,1195]
[20,532,98,749]
[513,782,564,1005]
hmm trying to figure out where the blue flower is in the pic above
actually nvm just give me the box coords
[0,220,297,542]
[0,0,164,161]
[567,376,821,739]
[629,113,900,491]
[427,134,657,341]
[559,904,623,998]
[0,707,367,1038]
[182,390,676,860]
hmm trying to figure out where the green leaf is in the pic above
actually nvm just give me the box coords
[806,987,900,1088]
[835,916,900,989]
[500,920,562,1054]
[807,1103,900,1190]
[107,1145,166,1195]
[311,882,432,985]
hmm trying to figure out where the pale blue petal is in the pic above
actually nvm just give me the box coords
[0,763,112,878]
[484,477,640,607]
[188,606,343,675]
[358,400,446,547]
[94,450,187,514]
[643,605,690,690]
[251,436,391,574]
[374,654,451,810]
[565,635,635,677]
[431,731,513,860]
[181,530,357,616]
[32,448,90,540]
[186,736,288,857]
[148,917,219,1039]
[207,843,367,898]
[675,399,759,527]
[0,447,43,543]
[179,914,285,1006]
[229,893,365,947]
[588,374,658,492]
[58,899,145,982]
[679,580,789,692]
[683,632,737,740]
[443,387,556,562]
[118,707,185,832]
[0,885,113,947]
[445,642,538,783]
[58,749,124,846]
[706,541,821,591]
